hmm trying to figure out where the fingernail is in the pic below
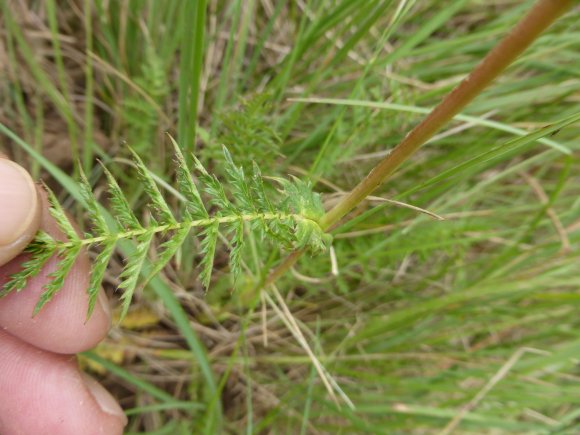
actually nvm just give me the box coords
[81,372,128,425]
[0,159,38,246]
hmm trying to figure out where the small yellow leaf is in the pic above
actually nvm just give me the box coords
[115,305,161,330]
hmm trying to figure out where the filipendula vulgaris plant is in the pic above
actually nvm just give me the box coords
[2,0,573,325]
[1,138,330,319]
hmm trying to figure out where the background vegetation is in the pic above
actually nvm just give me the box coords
[1,0,579,433]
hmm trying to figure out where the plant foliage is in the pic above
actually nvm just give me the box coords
[2,140,330,319]
[209,93,281,170]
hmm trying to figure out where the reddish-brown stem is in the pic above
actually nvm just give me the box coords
[263,249,305,287]
[265,0,573,287]
[320,0,573,230]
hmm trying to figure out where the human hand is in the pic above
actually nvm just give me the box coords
[0,157,127,434]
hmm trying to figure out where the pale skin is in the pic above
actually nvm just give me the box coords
[0,156,126,434]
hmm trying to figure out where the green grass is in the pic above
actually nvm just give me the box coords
[1,0,579,433]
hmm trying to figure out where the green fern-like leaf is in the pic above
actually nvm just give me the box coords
[0,232,56,296]
[129,147,176,225]
[1,146,330,319]
[228,218,245,282]
[141,225,191,291]
[169,135,208,220]
[34,244,82,315]
[222,146,255,213]
[250,161,274,214]
[101,163,142,231]
[118,232,154,318]
[211,93,281,170]
[79,167,109,236]
[44,184,79,242]
[199,221,219,290]
[86,241,115,318]
[195,162,235,214]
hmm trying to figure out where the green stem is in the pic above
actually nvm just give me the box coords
[265,0,574,285]
[50,212,310,250]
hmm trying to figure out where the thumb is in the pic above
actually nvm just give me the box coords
[0,157,41,267]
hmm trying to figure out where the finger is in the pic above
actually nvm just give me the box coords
[0,157,42,267]
[0,190,112,354]
[0,329,126,435]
